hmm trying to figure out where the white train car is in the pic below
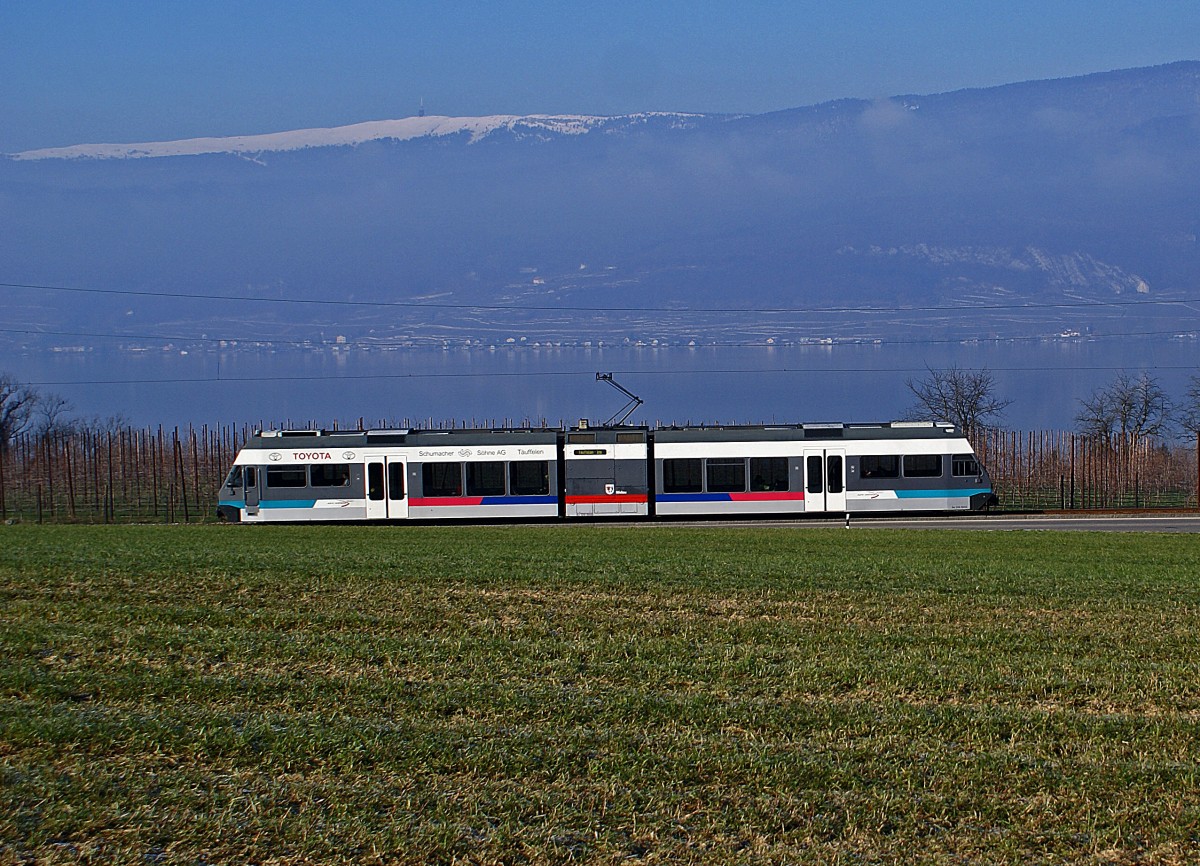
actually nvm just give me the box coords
[218,428,561,523]
[216,421,996,523]
[652,422,994,518]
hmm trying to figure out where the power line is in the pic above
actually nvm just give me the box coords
[4,279,1200,316]
[20,364,1200,389]
[1,325,1197,351]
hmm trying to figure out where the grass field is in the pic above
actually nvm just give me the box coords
[2,523,1200,864]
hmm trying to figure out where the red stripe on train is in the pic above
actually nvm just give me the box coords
[727,492,806,502]
[409,497,485,507]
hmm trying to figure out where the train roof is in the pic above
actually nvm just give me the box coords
[239,421,966,450]
[650,421,965,443]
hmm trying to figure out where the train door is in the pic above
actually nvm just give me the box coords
[364,455,408,519]
[803,448,846,513]
[386,457,409,520]
[244,466,260,515]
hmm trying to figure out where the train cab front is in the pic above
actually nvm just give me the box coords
[216,464,252,522]
[967,460,999,511]
[970,490,1000,511]
[216,503,241,523]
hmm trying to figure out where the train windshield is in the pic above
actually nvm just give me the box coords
[223,466,243,488]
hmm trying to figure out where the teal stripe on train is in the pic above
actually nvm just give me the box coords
[894,488,991,499]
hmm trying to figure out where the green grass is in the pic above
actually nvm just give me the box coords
[2,523,1200,864]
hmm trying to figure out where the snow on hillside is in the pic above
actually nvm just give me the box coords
[9,112,710,161]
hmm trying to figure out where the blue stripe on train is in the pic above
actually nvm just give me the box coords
[478,495,559,506]
[662,489,994,503]
[224,497,557,510]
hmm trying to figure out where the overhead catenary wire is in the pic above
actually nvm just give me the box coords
[19,364,1200,389]
[1,325,1197,350]
[4,279,1200,316]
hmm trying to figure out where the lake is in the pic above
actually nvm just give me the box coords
[2,338,1196,433]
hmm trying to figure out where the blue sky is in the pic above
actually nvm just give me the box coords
[2,0,1198,153]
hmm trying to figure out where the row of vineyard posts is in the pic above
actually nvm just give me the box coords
[0,425,242,524]
[1,423,1198,523]
[973,429,1200,510]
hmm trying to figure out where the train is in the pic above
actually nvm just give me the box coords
[216,420,997,523]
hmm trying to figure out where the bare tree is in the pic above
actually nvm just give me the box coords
[1,373,40,454]
[79,413,130,436]
[36,392,76,437]
[903,365,1011,437]
[1179,376,1200,437]
[1075,371,1172,442]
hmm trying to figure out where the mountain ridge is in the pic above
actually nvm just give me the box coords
[8,112,722,161]
[13,61,1199,162]
[2,62,1198,349]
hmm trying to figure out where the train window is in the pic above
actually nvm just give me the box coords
[952,455,981,477]
[616,432,643,443]
[706,458,746,493]
[510,461,550,496]
[903,454,942,478]
[663,458,702,493]
[388,464,406,500]
[224,466,242,489]
[806,456,823,494]
[266,467,307,488]
[423,462,463,497]
[568,433,596,444]
[245,467,257,488]
[827,455,844,494]
[311,463,351,487]
[466,461,506,497]
[860,455,899,479]
[368,463,384,501]
[750,457,789,492]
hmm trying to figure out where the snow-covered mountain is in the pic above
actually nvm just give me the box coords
[2,62,1199,348]
[9,112,716,161]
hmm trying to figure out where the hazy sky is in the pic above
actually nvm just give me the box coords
[3,0,1198,152]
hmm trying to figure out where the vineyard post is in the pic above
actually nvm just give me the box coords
[175,431,190,523]
[150,430,159,519]
[120,428,129,503]
[44,436,55,519]
[102,434,111,522]
[92,431,98,516]
[190,427,201,515]
[64,438,76,519]
[107,431,115,520]
[1069,434,1076,510]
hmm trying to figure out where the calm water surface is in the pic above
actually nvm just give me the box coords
[2,340,1196,432]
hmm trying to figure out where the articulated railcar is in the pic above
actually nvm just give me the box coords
[216,421,996,523]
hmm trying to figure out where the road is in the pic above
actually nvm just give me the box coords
[668,514,1200,533]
